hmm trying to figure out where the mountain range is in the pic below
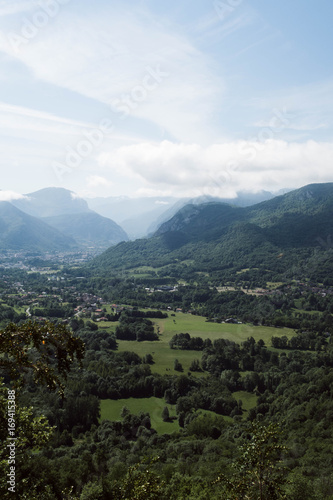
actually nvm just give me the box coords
[11,187,91,217]
[86,190,278,239]
[0,201,75,251]
[2,183,332,267]
[1,188,128,252]
[90,183,333,283]
[0,187,283,252]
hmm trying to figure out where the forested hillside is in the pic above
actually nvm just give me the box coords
[90,183,333,285]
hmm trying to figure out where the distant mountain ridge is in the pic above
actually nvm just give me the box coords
[0,202,75,251]
[43,212,128,247]
[90,183,333,282]
[156,183,333,245]
[12,187,92,217]
[8,187,128,251]
[86,190,278,239]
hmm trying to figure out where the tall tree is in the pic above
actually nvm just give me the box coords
[221,421,288,500]
[0,320,84,395]
[0,320,84,499]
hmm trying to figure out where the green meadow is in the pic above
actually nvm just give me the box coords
[100,397,233,433]
[98,313,292,433]
[100,397,180,434]
[232,391,258,415]
[108,311,295,375]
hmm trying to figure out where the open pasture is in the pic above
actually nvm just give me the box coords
[113,311,295,375]
[100,397,179,434]
[100,397,233,433]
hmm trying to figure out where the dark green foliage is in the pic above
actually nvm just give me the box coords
[127,309,168,319]
[115,311,159,341]
[189,359,201,372]
[33,303,73,319]
[0,303,26,325]
[271,330,328,351]
[174,359,183,372]
[185,413,225,439]
[0,320,85,395]
[142,353,154,364]
[107,458,165,500]
[3,184,333,497]
[221,421,288,500]
[161,406,170,422]
[169,332,205,350]
[79,329,117,351]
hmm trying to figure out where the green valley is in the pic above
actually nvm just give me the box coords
[1,183,333,499]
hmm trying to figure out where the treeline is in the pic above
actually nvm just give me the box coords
[124,309,168,319]
[78,329,117,351]
[115,311,159,341]
[33,304,73,318]
[169,332,210,351]
[271,330,329,351]
[0,303,25,325]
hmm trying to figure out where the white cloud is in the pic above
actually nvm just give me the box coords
[0,1,332,200]
[98,139,333,197]
[135,187,176,198]
[0,0,35,17]
[0,190,28,201]
[0,4,224,142]
[86,175,112,188]
[191,10,254,49]
[76,175,114,198]
[0,102,95,137]
[0,102,90,128]
[0,101,145,173]
[254,118,328,132]
[70,191,81,199]
[247,79,333,138]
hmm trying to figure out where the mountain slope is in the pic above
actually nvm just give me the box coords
[0,202,75,251]
[89,183,333,282]
[157,183,333,248]
[155,202,246,242]
[87,191,276,239]
[148,191,277,235]
[10,187,128,249]
[43,212,128,247]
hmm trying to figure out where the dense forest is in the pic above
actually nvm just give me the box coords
[1,184,333,498]
[1,304,333,498]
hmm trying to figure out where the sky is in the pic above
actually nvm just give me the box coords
[0,0,333,200]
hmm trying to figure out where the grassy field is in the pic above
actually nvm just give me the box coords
[98,313,288,433]
[266,282,285,289]
[100,397,233,433]
[233,391,258,416]
[100,397,180,434]
[109,311,295,375]
[293,308,323,316]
